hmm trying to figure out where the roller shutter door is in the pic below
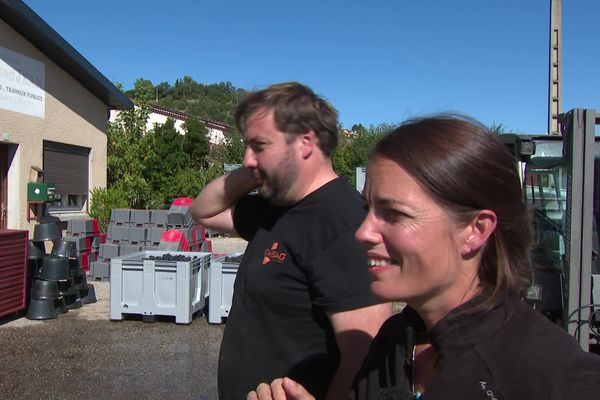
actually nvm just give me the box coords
[43,141,90,195]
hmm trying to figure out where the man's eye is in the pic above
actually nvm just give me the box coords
[251,143,265,152]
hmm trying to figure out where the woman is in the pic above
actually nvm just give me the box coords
[249,114,600,400]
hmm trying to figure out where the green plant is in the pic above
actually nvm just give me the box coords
[89,186,130,232]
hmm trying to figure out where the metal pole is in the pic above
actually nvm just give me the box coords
[548,0,562,135]
[563,109,596,351]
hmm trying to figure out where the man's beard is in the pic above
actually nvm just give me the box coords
[257,148,300,206]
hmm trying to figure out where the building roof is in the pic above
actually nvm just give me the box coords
[0,0,133,110]
[151,104,231,132]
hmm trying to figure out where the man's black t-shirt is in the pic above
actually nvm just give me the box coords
[217,177,380,399]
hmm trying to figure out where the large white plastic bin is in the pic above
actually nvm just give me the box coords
[109,251,211,324]
[208,253,241,324]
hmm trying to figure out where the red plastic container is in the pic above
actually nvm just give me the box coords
[0,230,28,317]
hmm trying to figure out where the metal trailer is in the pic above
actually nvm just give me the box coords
[501,108,600,353]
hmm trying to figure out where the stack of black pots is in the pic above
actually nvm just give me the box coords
[26,222,97,321]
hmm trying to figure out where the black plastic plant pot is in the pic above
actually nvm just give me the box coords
[27,258,43,279]
[68,258,82,278]
[74,273,88,291]
[51,239,77,259]
[64,293,82,310]
[58,278,77,297]
[33,222,61,242]
[26,298,57,320]
[30,279,60,300]
[40,256,70,281]
[55,297,68,314]
[27,240,46,259]
[80,284,97,305]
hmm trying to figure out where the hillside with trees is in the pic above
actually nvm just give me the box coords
[125,76,247,127]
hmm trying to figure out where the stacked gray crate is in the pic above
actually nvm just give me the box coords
[64,218,98,271]
[207,253,242,324]
[161,204,204,250]
[166,204,194,228]
[92,207,208,281]
[91,209,130,280]
[109,251,211,324]
[92,209,136,280]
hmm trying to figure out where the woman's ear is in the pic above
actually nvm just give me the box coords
[461,210,497,257]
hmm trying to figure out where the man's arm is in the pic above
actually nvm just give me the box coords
[246,302,392,400]
[326,303,392,400]
[191,167,257,236]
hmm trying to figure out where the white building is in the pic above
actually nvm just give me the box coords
[111,104,231,145]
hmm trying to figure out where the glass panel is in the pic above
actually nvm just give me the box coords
[47,193,87,212]
[524,163,567,271]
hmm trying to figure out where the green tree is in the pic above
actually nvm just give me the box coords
[142,119,187,204]
[89,186,131,232]
[105,104,156,209]
[489,122,508,135]
[126,78,155,103]
[161,165,223,205]
[208,131,245,167]
[332,124,391,186]
[183,116,210,170]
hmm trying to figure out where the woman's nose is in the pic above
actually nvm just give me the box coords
[355,212,380,245]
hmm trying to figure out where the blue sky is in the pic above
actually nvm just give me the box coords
[23,0,600,134]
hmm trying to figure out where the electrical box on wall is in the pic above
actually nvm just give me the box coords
[27,182,56,201]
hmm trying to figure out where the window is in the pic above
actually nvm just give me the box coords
[43,140,90,212]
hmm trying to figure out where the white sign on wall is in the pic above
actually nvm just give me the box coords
[0,46,45,118]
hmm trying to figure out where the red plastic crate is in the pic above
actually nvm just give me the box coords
[172,197,193,206]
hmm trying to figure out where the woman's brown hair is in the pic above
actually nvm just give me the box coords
[372,114,533,309]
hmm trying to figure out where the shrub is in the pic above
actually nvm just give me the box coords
[89,187,130,232]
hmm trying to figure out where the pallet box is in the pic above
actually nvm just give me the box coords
[207,253,241,324]
[109,251,211,324]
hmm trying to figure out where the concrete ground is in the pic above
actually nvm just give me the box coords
[0,237,247,400]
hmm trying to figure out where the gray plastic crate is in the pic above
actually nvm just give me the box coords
[64,235,91,252]
[151,210,169,227]
[179,226,204,246]
[167,205,193,228]
[90,261,110,281]
[207,253,241,324]
[129,227,148,244]
[132,210,151,227]
[91,235,105,251]
[148,227,166,245]
[120,244,142,255]
[110,226,130,243]
[110,251,211,324]
[67,219,96,235]
[111,208,132,225]
[99,243,120,260]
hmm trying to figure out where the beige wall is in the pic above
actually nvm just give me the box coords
[0,20,109,233]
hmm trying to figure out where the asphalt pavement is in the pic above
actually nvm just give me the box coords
[0,237,247,400]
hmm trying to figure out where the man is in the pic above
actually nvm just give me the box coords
[192,82,391,400]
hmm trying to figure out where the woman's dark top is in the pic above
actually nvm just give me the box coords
[352,295,600,399]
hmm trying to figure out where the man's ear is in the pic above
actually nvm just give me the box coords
[461,209,497,257]
[299,130,316,159]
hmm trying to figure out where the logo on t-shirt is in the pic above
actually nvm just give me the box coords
[262,242,287,265]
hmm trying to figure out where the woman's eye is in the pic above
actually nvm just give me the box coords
[381,209,405,221]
